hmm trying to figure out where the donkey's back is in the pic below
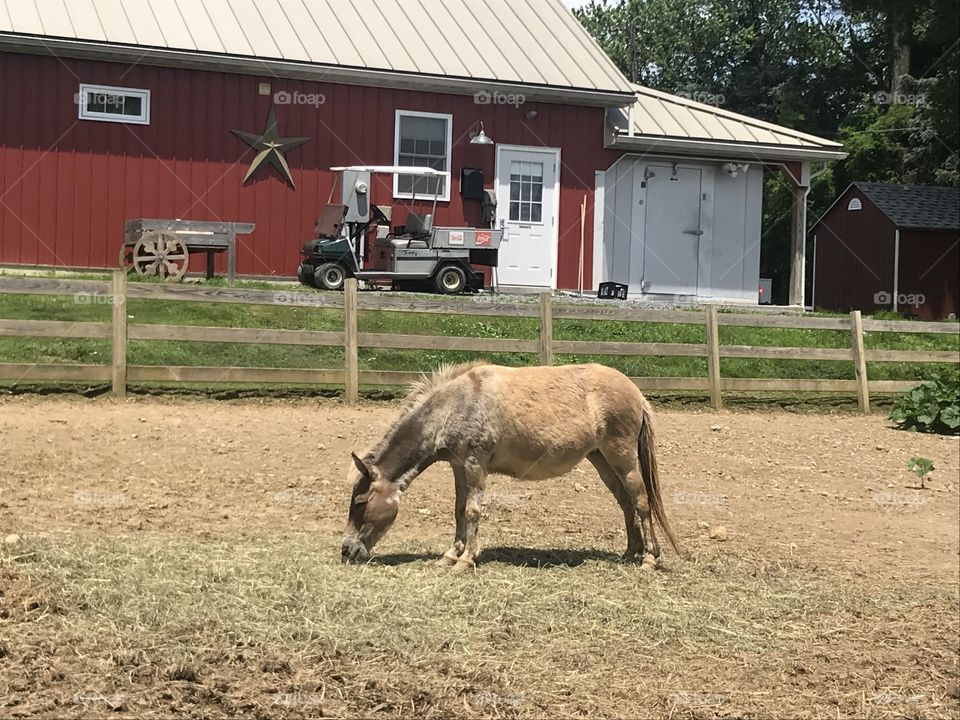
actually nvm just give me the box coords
[439,363,650,479]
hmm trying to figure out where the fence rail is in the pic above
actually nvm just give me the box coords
[0,272,957,412]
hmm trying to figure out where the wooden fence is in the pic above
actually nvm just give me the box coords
[0,271,957,412]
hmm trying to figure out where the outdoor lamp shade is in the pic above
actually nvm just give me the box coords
[470,122,493,145]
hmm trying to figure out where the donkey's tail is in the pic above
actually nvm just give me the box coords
[638,404,680,553]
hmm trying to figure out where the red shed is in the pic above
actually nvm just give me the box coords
[811,182,959,320]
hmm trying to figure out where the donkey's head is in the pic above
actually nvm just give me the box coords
[341,453,402,563]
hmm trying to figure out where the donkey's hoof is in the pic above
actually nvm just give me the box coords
[452,557,476,572]
[640,553,659,570]
[436,552,458,567]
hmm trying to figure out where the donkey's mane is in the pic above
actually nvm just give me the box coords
[405,360,488,408]
[364,361,488,461]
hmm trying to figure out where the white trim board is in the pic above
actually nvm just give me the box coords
[593,170,605,292]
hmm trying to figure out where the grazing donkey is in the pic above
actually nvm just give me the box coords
[341,362,678,570]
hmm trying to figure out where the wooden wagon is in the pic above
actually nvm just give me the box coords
[120,219,255,282]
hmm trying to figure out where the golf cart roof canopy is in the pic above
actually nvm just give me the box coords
[329,165,445,177]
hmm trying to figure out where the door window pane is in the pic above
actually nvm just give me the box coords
[508,160,544,223]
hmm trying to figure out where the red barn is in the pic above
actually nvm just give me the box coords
[812,182,960,320]
[0,0,842,299]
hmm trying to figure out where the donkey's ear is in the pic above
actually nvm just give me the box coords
[351,452,372,479]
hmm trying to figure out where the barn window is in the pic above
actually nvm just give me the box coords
[847,197,863,211]
[78,84,151,125]
[394,110,452,201]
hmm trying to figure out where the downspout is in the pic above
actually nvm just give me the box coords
[892,228,900,313]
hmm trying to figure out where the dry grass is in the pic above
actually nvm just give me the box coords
[3,533,958,719]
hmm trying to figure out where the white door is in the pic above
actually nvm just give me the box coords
[642,166,703,295]
[495,146,559,287]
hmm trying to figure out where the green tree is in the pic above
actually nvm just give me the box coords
[838,0,959,184]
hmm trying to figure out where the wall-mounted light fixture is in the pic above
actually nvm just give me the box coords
[722,162,750,178]
[470,122,494,145]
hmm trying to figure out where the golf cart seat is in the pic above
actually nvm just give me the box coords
[378,211,432,249]
[315,203,347,239]
[405,212,433,237]
[377,235,431,250]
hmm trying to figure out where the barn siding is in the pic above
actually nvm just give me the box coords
[812,189,895,312]
[710,166,762,302]
[897,229,959,320]
[0,52,620,287]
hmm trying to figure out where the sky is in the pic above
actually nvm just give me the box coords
[562,0,594,9]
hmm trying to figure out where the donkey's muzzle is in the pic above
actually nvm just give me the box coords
[341,539,370,564]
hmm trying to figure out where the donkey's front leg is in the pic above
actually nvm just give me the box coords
[437,465,467,566]
[453,456,486,572]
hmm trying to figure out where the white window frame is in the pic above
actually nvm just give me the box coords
[393,110,452,202]
[78,83,151,125]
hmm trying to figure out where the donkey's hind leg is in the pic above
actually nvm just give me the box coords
[595,443,661,561]
[588,451,645,560]
[437,465,468,566]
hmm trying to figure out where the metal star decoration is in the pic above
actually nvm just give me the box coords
[231,108,310,188]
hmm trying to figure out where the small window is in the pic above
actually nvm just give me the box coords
[847,197,862,211]
[509,161,544,223]
[78,84,151,125]
[394,110,452,201]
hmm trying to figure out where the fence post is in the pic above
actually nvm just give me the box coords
[344,278,359,405]
[538,292,553,366]
[111,269,127,399]
[849,310,870,413]
[705,304,722,410]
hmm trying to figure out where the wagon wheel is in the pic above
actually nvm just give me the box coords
[118,243,135,273]
[132,231,190,281]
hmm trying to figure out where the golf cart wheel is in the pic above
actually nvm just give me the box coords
[315,262,346,291]
[297,264,316,287]
[434,264,467,294]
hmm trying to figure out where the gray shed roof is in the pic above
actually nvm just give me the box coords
[0,0,636,104]
[853,182,960,231]
[607,84,845,162]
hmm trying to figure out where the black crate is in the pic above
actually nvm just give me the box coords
[597,282,628,300]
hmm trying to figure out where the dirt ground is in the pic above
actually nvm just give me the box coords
[1,395,959,718]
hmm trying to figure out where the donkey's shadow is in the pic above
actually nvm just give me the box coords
[371,546,620,568]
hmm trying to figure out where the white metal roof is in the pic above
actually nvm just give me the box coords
[608,84,846,162]
[0,0,636,103]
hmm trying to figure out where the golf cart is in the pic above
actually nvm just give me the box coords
[298,166,501,294]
